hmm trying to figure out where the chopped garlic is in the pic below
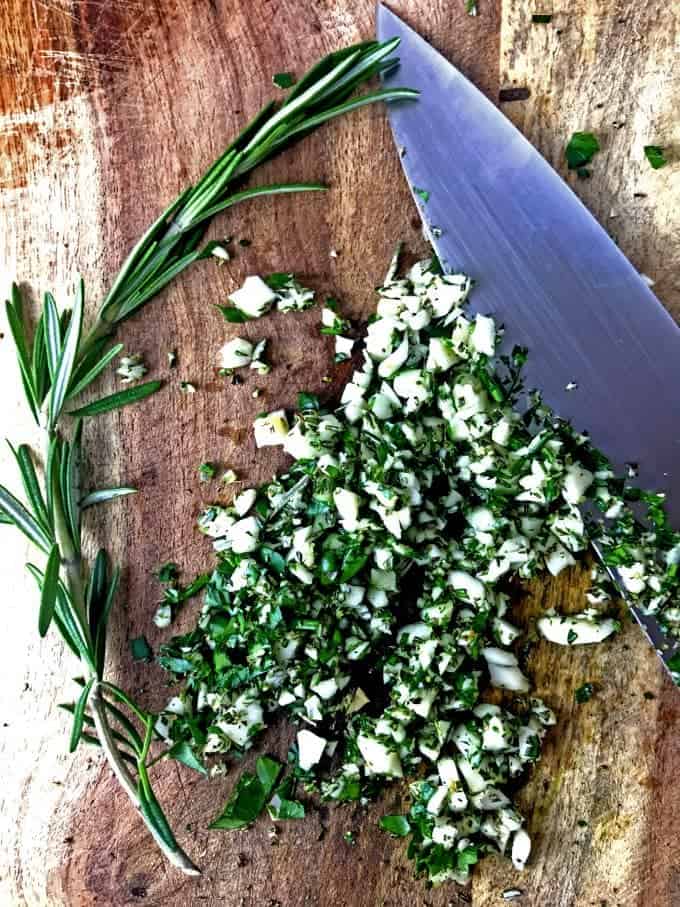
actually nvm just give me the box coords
[219,337,254,369]
[297,729,327,771]
[254,410,289,447]
[537,610,618,645]
[228,275,276,318]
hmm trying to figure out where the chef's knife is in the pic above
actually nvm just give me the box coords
[377,4,680,673]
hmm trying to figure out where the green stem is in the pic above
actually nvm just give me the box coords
[47,426,199,875]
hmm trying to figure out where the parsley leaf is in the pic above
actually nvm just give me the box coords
[256,755,283,797]
[167,740,208,775]
[156,561,179,583]
[457,845,480,871]
[199,462,216,483]
[644,145,667,170]
[565,132,600,171]
[209,772,268,830]
[379,814,411,837]
[575,682,594,703]
[298,391,320,412]
[129,635,153,662]
[210,756,282,830]
[414,186,430,203]
[273,72,296,89]
[265,271,294,290]
[217,305,250,323]
[260,545,287,575]
[667,651,680,674]
[267,776,305,820]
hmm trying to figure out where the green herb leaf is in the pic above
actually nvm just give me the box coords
[209,771,269,830]
[8,442,51,536]
[157,562,180,583]
[575,682,595,703]
[137,778,181,852]
[565,132,600,170]
[6,292,40,423]
[217,305,250,323]
[643,145,667,170]
[298,391,320,411]
[273,72,296,89]
[38,544,61,637]
[68,380,162,418]
[66,342,124,401]
[414,186,430,203]
[268,792,305,820]
[69,676,95,752]
[130,635,153,662]
[198,462,216,482]
[167,739,208,775]
[457,844,479,871]
[379,814,411,837]
[49,280,84,429]
[666,651,680,674]
[256,755,283,797]
[260,546,287,575]
[80,487,137,509]
[43,292,62,380]
[0,483,53,552]
[264,272,294,290]
[339,548,369,582]
[94,566,120,678]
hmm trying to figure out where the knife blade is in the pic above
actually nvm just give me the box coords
[377,4,680,672]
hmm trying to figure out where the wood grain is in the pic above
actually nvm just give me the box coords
[0,1,678,905]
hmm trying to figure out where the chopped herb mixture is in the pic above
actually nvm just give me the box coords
[159,255,680,886]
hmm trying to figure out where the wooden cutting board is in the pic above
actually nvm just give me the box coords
[1,2,679,905]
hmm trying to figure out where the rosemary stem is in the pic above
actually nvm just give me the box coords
[89,686,202,876]
[46,424,200,876]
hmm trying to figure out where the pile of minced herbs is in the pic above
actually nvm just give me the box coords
[156,253,680,887]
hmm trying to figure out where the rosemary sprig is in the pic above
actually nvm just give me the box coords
[1,38,415,875]
[79,38,417,363]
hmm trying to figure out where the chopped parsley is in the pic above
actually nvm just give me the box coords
[129,635,153,662]
[575,682,595,703]
[379,814,411,837]
[643,145,667,170]
[414,186,430,203]
[199,462,216,483]
[218,306,250,323]
[565,132,600,174]
[156,561,179,583]
[210,756,282,830]
[273,72,296,89]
